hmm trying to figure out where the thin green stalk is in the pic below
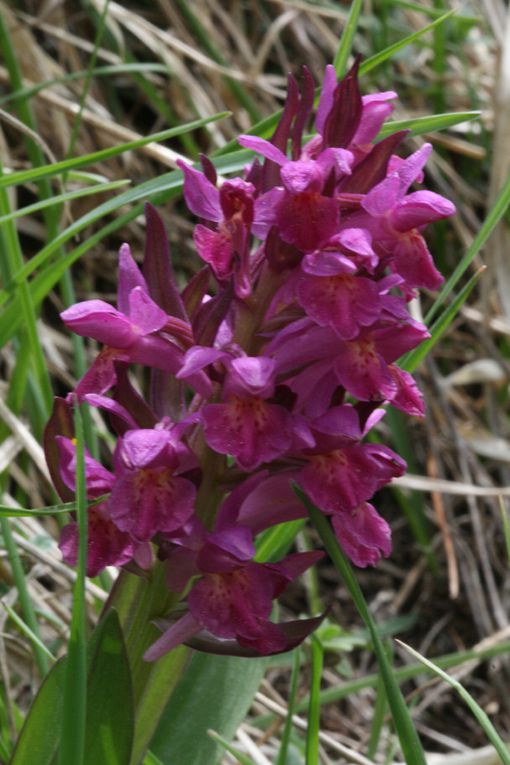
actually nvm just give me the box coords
[0,519,49,676]
[58,403,88,765]
[333,0,363,76]
[306,637,323,765]
[296,487,427,765]
[276,648,301,765]
[368,672,388,759]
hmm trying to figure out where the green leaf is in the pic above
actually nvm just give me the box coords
[9,657,66,765]
[305,637,323,765]
[150,653,268,765]
[0,496,106,518]
[207,732,257,765]
[2,602,56,662]
[402,266,485,373]
[295,486,427,765]
[397,641,510,765]
[359,10,455,75]
[0,112,229,190]
[83,610,134,765]
[378,110,480,139]
[426,170,510,324]
[333,0,363,77]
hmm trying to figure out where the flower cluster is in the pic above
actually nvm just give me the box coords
[45,62,455,659]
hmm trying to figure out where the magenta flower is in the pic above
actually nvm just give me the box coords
[202,356,293,470]
[108,427,196,543]
[56,437,133,577]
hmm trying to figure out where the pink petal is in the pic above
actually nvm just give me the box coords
[144,613,201,661]
[61,300,136,348]
[332,502,391,567]
[237,135,288,166]
[117,243,147,315]
[178,161,221,222]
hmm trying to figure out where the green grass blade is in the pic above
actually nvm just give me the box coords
[276,648,301,765]
[397,641,510,765]
[499,498,510,566]
[333,0,363,76]
[360,10,455,76]
[255,519,306,563]
[403,266,485,373]
[58,404,88,765]
[379,110,480,139]
[0,63,169,107]
[305,636,323,765]
[0,496,106,518]
[426,171,510,325]
[0,180,129,226]
[1,602,56,662]
[206,731,257,765]
[295,487,427,765]
[0,112,230,190]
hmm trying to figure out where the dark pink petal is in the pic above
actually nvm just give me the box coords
[144,612,201,662]
[75,348,128,399]
[333,337,397,400]
[215,471,269,530]
[176,346,227,379]
[119,429,176,470]
[332,502,391,567]
[299,443,401,513]
[266,550,325,598]
[392,230,444,291]
[387,366,425,417]
[391,190,456,232]
[188,565,273,639]
[301,249,356,277]
[177,161,221,222]
[117,243,147,315]
[128,287,169,335]
[220,178,255,225]
[297,273,383,339]
[198,526,255,573]
[225,356,276,398]
[56,436,114,497]
[202,398,292,470]
[237,472,305,532]
[109,470,195,542]
[165,547,200,591]
[61,300,136,348]
[253,188,285,238]
[362,174,401,217]
[193,224,233,278]
[237,135,288,166]
[277,192,339,251]
[372,322,430,362]
[82,394,138,430]
[315,64,338,134]
[59,502,133,578]
[353,92,397,146]
[280,160,324,194]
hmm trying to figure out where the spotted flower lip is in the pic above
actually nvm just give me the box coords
[49,63,456,659]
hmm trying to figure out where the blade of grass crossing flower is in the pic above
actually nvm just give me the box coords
[397,641,510,765]
[1,602,56,662]
[295,487,427,765]
[426,172,510,325]
[58,403,88,765]
[255,519,306,563]
[207,731,258,765]
[306,636,323,765]
[379,110,480,139]
[333,0,363,76]
[359,10,455,76]
[276,648,301,765]
[403,266,485,373]
[0,496,107,518]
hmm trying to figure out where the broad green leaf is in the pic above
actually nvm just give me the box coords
[150,653,268,765]
[9,658,66,765]
[398,641,510,765]
[83,610,134,765]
